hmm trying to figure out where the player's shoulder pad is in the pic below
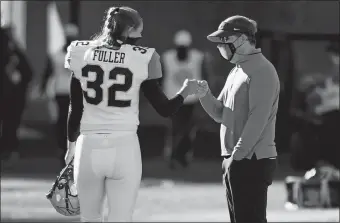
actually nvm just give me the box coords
[147,49,164,80]
[152,50,160,60]
[68,40,99,52]
[127,44,155,60]
[148,49,161,72]
[65,40,98,70]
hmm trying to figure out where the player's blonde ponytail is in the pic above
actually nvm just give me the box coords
[104,7,127,46]
[91,6,143,48]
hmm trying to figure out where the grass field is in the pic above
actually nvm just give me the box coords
[1,158,339,222]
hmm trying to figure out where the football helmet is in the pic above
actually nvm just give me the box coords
[46,158,80,216]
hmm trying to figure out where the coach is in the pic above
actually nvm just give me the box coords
[197,15,280,223]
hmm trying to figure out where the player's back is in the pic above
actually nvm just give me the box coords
[66,40,155,133]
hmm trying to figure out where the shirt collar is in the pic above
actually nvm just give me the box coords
[237,48,263,71]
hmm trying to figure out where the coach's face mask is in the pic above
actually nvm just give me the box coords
[217,35,244,63]
[217,43,234,61]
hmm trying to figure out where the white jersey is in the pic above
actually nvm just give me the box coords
[162,48,204,104]
[65,40,155,133]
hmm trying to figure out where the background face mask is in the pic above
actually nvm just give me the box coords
[330,54,339,66]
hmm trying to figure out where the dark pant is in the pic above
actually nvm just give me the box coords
[222,155,277,223]
[170,104,196,163]
[319,111,340,169]
[55,95,70,164]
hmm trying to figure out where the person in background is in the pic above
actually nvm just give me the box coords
[40,24,79,166]
[310,42,339,170]
[0,26,33,166]
[161,30,212,168]
[286,43,339,209]
[291,41,339,172]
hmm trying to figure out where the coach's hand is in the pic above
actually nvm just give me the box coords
[197,80,209,98]
[178,79,199,98]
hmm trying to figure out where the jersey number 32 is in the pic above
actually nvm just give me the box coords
[81,64,133,107]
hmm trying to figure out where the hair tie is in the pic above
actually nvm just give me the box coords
[110,7,120,17]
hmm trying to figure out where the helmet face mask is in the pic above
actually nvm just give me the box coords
[46,160,80,216]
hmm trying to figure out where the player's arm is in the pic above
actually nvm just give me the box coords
[67,73,83,142]
[64,73,83,164]
[141,51,186,117]
[159,56,166,86]
[64,41,82,142]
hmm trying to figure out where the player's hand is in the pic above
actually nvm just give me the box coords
[197,80,209,98]
[64,141,76,165]
[184,79,200,95]
[178,79,199,98]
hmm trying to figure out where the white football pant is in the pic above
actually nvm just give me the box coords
[73,131,142,222]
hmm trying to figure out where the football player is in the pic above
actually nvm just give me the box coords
[63,6,199,222]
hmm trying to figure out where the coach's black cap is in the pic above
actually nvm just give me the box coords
[207,15,257,43]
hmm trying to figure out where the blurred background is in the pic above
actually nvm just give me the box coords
[1,1,339,222]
